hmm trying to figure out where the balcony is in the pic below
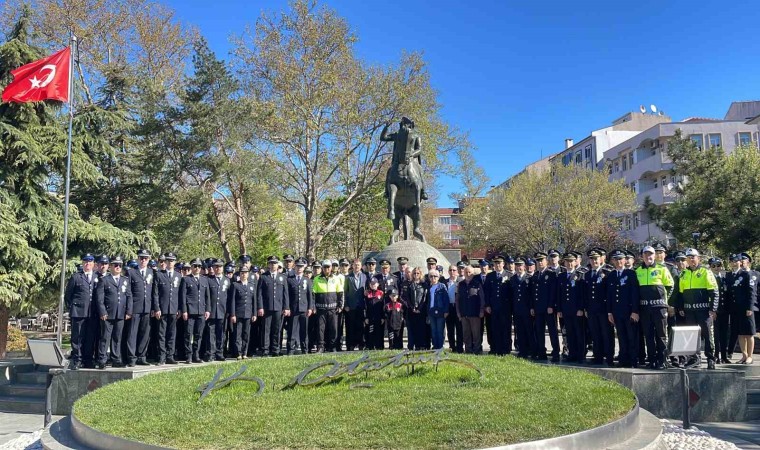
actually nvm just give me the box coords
[636,186,678,206]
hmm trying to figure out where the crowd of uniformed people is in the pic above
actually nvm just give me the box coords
[63,245,757,371]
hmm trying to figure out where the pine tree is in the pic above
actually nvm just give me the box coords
[0,10,148,357]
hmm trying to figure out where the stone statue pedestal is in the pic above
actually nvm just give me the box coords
[364,240,453,272]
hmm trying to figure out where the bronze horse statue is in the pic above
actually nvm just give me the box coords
[381,117,427,245]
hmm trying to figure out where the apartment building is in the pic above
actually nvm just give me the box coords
[603,103,760,245]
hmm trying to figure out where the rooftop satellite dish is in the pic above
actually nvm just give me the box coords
[650,104,658,114]
[639,105,646,114]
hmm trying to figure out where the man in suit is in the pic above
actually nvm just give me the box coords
[95,256,131,369]
[180,258,210,363]
[286,258,314,355]
[203,259,231,361]
[256,256,290,356]
[64,253,99,369]
[126,249,158,366]
[155,252,181,365]
[344,258,367,350]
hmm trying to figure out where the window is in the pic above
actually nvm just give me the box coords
[575,152,582,164]
[614,162,619,173]
[739,132,752,146]
[654,178,658,189]
[622,155,628,171]
[690,134,704,150]
[438,216,450,225]
[630,182,637,193]
[443,232,452,240]
[708,133,721,148]
[633,213,640,229]
[584,145,592,160]
[625,215,631,231]
[629,153,634,168]
[661,176,667,189]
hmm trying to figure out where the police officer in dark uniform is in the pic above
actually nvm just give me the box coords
[286,258,314,355]
[607,249,640,368]
[204,259,230,361]
[557,252,585,363]
[394,257,410,284]
[126,249,158,366]
[95,256,131,368]
[156,252,181,365]
[509,257,534,358]
[228,265,256,359]
[584,249,613,366]
[344,258,367,350]
[374,260,399,294]
[64,253,99,369]
[256,256,290,356]
[731,253,757,364]
[532,251,560,362]
[484,255,511,356]
[283,254,296,276]
[364,257,378,278]
[710,257,731,364]
[180,258,210,363]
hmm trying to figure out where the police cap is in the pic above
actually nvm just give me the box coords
[610,249,626,260]
[96,254,109,264]
[562,252,576,261]
[81,253,95,262]
[137,249,151,258]
[426,257,438,265]
[267,255,280,264]
[397,257,409,264]
[295,258,308,267]
[365,257,377,265]
[534,252,548,260]
[110,256,124,265]
[548,249,560,257]
[380,259,391,267]
[238,254,251,263]
[283,254,295,262]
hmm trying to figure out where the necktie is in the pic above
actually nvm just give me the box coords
[114,276,119,284]
[297,276,301,284]
[87,273,91,284]
[141,269,146,279]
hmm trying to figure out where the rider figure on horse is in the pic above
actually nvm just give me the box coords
[381,117,428,202]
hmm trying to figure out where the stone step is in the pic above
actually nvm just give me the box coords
[745,404,760,421]
[0,395,46,414]
[0,383,46,398]
[720,362,760,376]
[745,375,760,391]
[747,388,760,405]
[15,370,49,385]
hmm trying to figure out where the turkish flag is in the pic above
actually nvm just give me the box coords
[1,47,71,103]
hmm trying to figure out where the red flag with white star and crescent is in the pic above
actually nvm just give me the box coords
[1,47,71,103]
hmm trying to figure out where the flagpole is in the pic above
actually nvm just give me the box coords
[56,33,76,348]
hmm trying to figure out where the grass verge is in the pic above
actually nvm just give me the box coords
[74,352,635,449]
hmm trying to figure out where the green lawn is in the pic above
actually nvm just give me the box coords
[74,352,635,449]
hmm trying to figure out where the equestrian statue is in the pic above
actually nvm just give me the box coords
[381,117,428,245]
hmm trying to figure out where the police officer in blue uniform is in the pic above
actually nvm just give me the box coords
[509,257,534,358]
[584,249,613,366]
[155,252,181,365]
[532,251,560,362]
[64,253,99,369]
[180,258,211,363]
[228,266,257,359]
[287,258,314,355]
[606,249,640,368]
[557,252,585,363]
[256,256,290,356]
[95,256,131,369]
[484,255,512,356]
[203,259,231,361]
[126,249,158,366]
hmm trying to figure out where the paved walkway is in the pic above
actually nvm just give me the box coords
[0,413,42,446]
[694,421,760,449]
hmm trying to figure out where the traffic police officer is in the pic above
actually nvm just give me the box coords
[313,260,345,352]
[673,248,719,369]
[636,246,674,369]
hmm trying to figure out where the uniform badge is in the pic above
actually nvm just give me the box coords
[302,279,307,289]
[174,278,179,288]
[696,273,702,278]
[620,276,627,286]
[596,277,603,284]
[146,273,153,284]
[278,276,283,282]
[249,286,254,291]
[651,270,658,277]
[544,275,549,280]
[121,283,127,293]
[571,280,575,287]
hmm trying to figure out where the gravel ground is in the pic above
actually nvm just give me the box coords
[660,419,739,449]
[0,429,42,450]
[0,421,742,449]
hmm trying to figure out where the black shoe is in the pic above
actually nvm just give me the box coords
[157,361,165,366]
[550,355,560,363]
[83,362,95,369]
[193,358,202,363]
[186,359,193,364]
[112,362,125,368]
[96,363,106,370]
[166,359,178,365]
[127,362,136,367]
[68,361,81,370]
[721,358,731,364]
[707,360,716,370]
[136,359,151,366]
[654,363,666,370]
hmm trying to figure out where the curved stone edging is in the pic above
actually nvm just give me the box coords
[483,400,641,450]
[71,413,174,450]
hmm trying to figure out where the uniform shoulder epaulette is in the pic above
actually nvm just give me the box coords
[600,264,613,273]
[576,267,589,275]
